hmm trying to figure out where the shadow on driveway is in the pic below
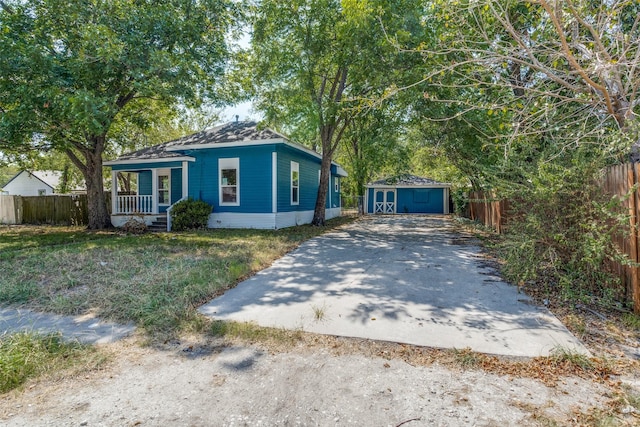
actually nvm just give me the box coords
[199,216,586,357]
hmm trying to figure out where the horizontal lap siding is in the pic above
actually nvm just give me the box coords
[189,146,274,213]
[170,169,182,204]
[138,171,152,196]
[276,146,321,212]
[397,188,444,214]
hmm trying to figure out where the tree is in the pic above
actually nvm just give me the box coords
[249,0,426,225]
[415,0,640,162]
[0,0,235,228]
[336,106,410,197]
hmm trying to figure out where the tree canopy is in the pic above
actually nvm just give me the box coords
[0,0,236,228]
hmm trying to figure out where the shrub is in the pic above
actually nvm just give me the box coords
[170,198,212,231]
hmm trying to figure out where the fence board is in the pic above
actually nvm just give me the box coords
[467,162,640,313]
[0,195,22,224]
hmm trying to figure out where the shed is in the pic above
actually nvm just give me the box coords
[365,174,451,215]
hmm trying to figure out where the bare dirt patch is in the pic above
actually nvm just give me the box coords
[1,330,638,427]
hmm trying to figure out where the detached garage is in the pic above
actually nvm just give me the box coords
[365,174,451,215]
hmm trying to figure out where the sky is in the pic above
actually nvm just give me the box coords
[217,100,262,124]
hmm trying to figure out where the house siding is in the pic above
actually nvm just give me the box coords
[3,172,55,196]
[397,188,444,214]
[138,171,152,196]
[170,168,182,204]
[188,145,275,213]
[276,145,320,213]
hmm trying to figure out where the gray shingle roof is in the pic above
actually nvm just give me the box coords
[111,121,285,162]
[368,174,449,186]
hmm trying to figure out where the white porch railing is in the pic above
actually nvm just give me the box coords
[115,195,154,214]
[166,196,187,232]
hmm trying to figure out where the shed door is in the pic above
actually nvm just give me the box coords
[374,189,396,214]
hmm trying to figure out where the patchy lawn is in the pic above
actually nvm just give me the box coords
[0,332,107,393]
[0,216,356,336]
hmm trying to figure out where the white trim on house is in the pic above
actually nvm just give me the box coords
[291,161,299,206]
[103,156,195,166]
[151,169,158,214]
[208,208,342,230]
[182,161,189,200]
[367,184,451,189]
[219,157,240,207]
[157,168,171,207]
[272,152,277,213]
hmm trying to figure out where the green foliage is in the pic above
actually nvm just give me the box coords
[170,198,213,231]
[0,332,100,393]
[496,156,629,308]
[0,0,235,228]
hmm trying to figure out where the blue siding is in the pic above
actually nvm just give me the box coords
[397,188,444,214]
[138,171,152,196]
[276,145,321,212]
[111,161,184,171]
[188,145,275,213]
[171,168,182,204]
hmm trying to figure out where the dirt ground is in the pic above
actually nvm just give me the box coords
[1,328,638,427]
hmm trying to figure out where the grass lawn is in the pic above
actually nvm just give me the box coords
[0,332,107,393]
[0,216,356,336]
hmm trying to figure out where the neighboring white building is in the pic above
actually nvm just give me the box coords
[2,170,64,196]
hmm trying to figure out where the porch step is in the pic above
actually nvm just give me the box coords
[148,214,168,232]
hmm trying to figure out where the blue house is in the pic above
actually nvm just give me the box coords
[365,174,450,215]
[104,121,347,230]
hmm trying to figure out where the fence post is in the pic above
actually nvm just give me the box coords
[631,165,640,314]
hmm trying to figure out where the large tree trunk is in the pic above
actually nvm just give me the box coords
[312,154,332,226]
[66,136,111,230]
[85,153,111,229]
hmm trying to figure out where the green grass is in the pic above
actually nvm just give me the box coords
[0,332,105,393]
[0,216,355,336]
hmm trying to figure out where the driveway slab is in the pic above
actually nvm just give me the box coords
[0,307,135,344]
[199,216,587,357]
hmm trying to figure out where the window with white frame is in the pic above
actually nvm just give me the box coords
[219,158,239,206]
[291,161,299,205]
[158,173,170,205]
[334,177,339,193]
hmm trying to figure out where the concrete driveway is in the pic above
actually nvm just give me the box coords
[199,216,586,357]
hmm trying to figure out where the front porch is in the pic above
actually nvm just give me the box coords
[107,160,191,228]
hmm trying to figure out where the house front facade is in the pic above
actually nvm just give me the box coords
[104,121,347,230]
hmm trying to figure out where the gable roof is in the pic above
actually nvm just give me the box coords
[3,170,61,191]
[368,174,450,187]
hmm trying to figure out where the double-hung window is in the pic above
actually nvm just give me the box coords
[291,161,299,205]
[334,177,339,193]
[219,158,239,206]
[158,174,170,205]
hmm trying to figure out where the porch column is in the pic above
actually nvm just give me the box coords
[182,161,188,200]
[151,168,158,214]
[111,171,118,214]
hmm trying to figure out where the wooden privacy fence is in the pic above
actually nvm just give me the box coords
[467,191,509,233]
[467,162,640,313]
[601,163,640,314]
[0,194,109,226]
